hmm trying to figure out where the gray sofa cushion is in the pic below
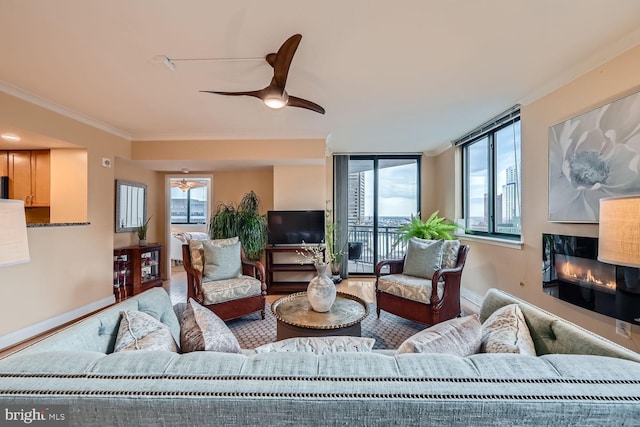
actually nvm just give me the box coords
[256,337,375,355]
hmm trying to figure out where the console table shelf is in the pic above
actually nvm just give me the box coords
[113,244,163,300]
[265,245,325,294]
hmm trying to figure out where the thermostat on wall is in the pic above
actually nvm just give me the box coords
[102,157,112,168]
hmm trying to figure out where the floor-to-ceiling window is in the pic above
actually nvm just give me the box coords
[339,155,420,275]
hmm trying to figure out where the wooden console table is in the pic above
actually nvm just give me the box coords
[113,244,163,299]
[265,245,325,293]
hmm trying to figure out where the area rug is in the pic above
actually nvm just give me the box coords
[227,303,426,350]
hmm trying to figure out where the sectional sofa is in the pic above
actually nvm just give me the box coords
[0,287,639,426]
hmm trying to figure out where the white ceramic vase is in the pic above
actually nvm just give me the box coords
[307,263,337,312]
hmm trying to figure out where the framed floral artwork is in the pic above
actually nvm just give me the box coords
[548,89,640,222]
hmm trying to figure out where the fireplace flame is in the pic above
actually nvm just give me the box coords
[558,261,616,290]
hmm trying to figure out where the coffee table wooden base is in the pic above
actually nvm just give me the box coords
[276,320,362,340]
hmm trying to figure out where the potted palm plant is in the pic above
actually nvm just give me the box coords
[208,191,267,261]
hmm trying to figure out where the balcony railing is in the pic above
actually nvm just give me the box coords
[347,225,407,272]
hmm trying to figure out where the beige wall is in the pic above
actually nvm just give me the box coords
[132,139,326,163]
[0,92,129,338]
[435,44,640,351]
[212,167,274,214]
[273,165,326,210]
[49,148,88,223]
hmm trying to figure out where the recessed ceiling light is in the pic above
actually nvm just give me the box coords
[1,134,20,142]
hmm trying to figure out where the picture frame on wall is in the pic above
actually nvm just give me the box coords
[548,89,640,222]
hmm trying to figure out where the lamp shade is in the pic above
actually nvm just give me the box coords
[598,195,640,268]
[0,199,30,267]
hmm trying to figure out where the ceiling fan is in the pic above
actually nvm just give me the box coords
[200,34,325,114]
[171,178,207,192]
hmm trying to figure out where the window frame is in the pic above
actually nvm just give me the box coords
[170,182,209,225]
[459,108,521,240]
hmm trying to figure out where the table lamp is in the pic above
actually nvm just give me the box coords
[0,199,30,267]
[598,195,640,323]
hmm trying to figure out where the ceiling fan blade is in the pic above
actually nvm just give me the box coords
[273,34,302,88]
[200,89,265,100]
[288,96,325,114]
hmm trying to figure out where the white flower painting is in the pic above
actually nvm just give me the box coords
[548,90,640,222]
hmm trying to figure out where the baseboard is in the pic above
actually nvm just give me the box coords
[460,287,484,315]
[0,295,115,350]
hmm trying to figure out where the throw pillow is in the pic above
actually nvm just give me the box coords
[188,236,239,273]
[255,336,375,355]
[180,298,241,353]
[202,240,242,282]
[114,310,178,352]
[403,238,444,279]
[481,304,536,356]
[396,315,481,355]
[409,238,460,270]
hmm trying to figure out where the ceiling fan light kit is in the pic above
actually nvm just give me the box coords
[200,34,325,114]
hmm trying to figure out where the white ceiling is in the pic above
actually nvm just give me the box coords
[1,1,640,164]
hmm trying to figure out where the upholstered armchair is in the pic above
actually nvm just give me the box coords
[375,238,470,326]
[182,237,266,321]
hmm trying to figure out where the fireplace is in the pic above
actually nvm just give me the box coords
[542,234,640,325]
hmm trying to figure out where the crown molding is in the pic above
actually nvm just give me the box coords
[0,80,131,140]
[518,27,640,106]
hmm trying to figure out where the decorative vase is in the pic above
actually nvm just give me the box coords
[307,263,337,312]
[139,239,147,246]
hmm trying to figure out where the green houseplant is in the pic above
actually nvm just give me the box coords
[208,191,267,261]
[397,211,463,242]
[137,216,151,246]
[324,206,345,282]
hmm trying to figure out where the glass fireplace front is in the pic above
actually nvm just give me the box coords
[542,233,640,325]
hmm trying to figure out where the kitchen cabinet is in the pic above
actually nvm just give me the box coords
[8,150,50,206]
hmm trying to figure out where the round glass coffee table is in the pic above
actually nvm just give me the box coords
[271,292,369,340]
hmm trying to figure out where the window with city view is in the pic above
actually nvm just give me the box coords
[170,178,209,224]
[460,107,521,239]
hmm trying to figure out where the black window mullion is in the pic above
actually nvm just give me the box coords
[488,133,496,234]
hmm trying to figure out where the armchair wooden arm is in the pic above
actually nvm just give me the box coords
[374,258,404,281]
[182,244,205,304]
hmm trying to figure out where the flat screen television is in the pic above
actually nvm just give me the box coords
[267,210,325,245]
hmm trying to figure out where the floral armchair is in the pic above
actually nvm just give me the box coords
[182,237,266,321]
[375,238,470,326]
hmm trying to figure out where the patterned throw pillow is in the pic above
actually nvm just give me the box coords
[180,298,241,353]
[396,315,481,355]
[202,240,242,282]
[188,236,239,273]
[255,336,375,355]
[403,238,444,279]
[481,304,536,356]
[114,310,178,352]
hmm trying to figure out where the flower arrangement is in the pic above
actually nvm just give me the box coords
[296,242,327,266]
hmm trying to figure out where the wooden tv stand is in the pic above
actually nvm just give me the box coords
[265,245,325,293]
